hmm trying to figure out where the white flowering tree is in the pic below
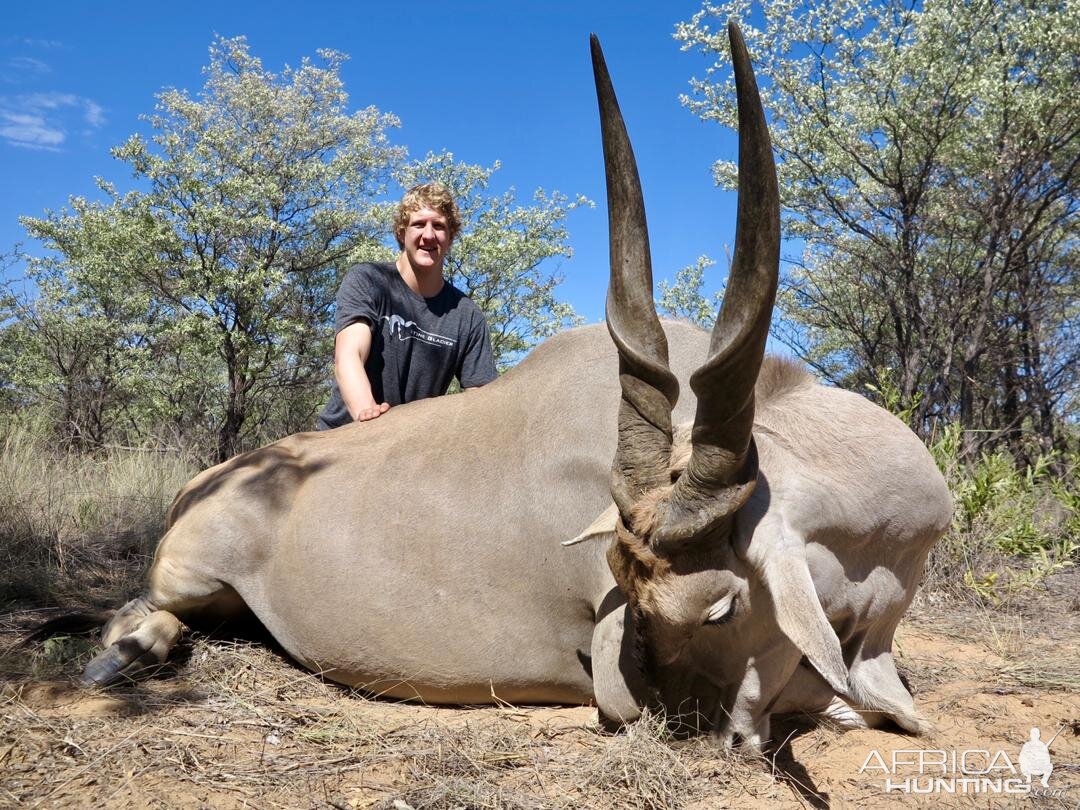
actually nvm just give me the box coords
[18,37,403,460]
[657,255,721,327]
[677,0,1078,458]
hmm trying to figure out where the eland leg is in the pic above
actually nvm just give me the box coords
[82,544,247,686]
[771,645,928,735]
[846,630,930,735]
[712,645,802,751]
[771,663,869,729]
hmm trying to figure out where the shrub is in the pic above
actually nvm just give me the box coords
[924,422,1079,602]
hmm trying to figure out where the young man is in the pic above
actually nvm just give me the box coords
[316,183,498,430]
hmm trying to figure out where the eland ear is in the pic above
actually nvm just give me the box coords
[750,535,851,698]
[563,503,620,546]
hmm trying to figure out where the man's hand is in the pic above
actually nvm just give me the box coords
[335,322,391,423]
[356,401,390,422]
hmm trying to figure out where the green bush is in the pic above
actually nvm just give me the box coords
[925,422,1079,602]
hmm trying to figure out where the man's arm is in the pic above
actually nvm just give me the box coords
[334,321,390,422]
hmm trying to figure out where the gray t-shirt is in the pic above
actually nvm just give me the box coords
[317,262,497,430]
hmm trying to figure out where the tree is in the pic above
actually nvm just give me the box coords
[677,0,1078,459]
[5,205,164,449]
[657,255,721,327]
[18,37,403,461]
[394,152,588,367]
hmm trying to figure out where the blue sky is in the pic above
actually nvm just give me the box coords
[1,1,744,324]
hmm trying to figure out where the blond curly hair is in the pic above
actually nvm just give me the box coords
[393,183,462,248]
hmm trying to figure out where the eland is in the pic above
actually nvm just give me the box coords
[73,23,952,750]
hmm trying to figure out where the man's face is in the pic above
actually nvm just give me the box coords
[402,207,451,272]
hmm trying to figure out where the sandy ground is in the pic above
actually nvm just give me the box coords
[1,589,1078,809]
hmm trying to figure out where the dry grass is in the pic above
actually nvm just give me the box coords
[901,593,1080,697]
[0,631,771,809]
[895,652,962,695]
[0,423,197,608]
[997,659,1080,693]
[581,713,695,806]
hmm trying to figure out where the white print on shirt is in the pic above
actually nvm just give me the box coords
[382,313,456,349]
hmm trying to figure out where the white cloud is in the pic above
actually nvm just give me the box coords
[0,110,63,150]
[0,92,106,150]
[22,91,76,108]
[23,92,81,109]
[21,38,64,49]
[6,56,51,75]
[83,100,104,127]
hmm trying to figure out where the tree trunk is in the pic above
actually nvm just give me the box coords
[215,338,248,463]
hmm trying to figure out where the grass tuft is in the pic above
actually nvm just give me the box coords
[0,421,196,608]
[581,709,697,809]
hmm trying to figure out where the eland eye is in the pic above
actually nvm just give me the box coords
[703,595,737,626]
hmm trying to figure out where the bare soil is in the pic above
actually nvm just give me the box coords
[2,585,1078,809]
